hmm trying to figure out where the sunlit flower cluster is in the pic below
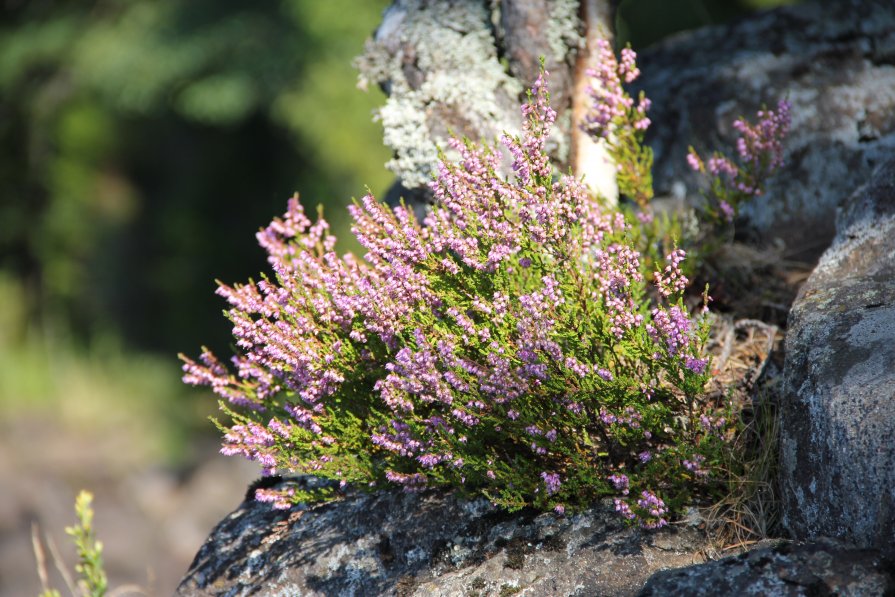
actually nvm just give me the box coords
[181,59,746,529]
[687,100,791,223]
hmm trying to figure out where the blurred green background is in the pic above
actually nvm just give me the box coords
[0,0,798,593]
[0,0,396,464]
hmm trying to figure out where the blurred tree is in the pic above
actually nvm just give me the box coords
[0,0,392,355]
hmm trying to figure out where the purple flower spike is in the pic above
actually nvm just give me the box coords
[541,472,562,495]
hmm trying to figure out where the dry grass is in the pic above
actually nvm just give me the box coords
[679,237,818,556]
[699,316,785,557]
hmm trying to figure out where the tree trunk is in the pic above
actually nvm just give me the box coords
[356,0,618,206]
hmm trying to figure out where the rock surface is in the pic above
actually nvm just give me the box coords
[638,0,895,258]
[780,156,895,548]
[639,539,895,596]
[176,479,710,597]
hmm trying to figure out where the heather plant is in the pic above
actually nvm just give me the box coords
[180,63,750,529]
[582,39,654,213]
[581,40,686,278]
[582,40,790,275]
[686,101,791,227]
[66,491,107,597]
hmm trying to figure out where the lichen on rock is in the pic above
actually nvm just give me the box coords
[356,0,524,189]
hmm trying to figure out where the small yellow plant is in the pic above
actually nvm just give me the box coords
[34,490,108,597]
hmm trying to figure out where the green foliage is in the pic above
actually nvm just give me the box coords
[66,492,108,597]
[34,491,108,597]
[0,0,391,356]
[0,273,203,467]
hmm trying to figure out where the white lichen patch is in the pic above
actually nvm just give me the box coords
[356,0,522,189]
[405,545,428,565]
[546,0,584,61]
[379,90,439,188]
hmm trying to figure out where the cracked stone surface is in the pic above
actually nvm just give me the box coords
[175,480,710,597]
[639,538,895,596]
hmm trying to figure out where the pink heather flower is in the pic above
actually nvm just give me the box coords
[254,487,295,510]
[638,451,652,463]
[614,498,636,520]
[646,306,708,375]
[541,472,561,495]
[565,401,582,415]
[220,422,277,470]
[554,504,566,515]
[582,40,650,140]
[686,150,703,173]
[619,47,640,83]
[684,355,709,374]
[653,249,688,298]
[385,470,428,492]
[700,414,727,435]
[636,210,654,224]
[683,454,708,477]
[565,356,591,377]
[371,420,423,457]
[733,99,791,171]
[718,200,735,222]
[417,453,445,468]
[637,490,668,528]
[707,156,738,180]
[688,99,791,217]
[592,242,645,339]
[609,473,630,495]
[451,408,480,427]
[599,407,642,430]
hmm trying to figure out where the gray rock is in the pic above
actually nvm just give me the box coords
[638,538,895,596]
[780,155,895,548]
[176,478,710,596]
[637,0,895,259]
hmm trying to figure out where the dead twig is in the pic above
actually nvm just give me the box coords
[45,531,79,597]
[733,319,778,387]
[31,523,52,595]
